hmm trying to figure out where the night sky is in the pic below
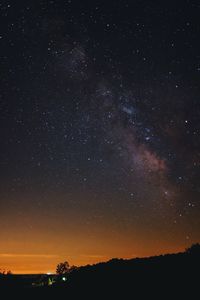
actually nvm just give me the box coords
[1,0,200,273]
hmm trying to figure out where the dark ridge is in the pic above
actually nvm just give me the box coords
[0,244,199,298]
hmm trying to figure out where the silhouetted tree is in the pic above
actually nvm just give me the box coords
[0,269,12,275]
[56,261,70,275]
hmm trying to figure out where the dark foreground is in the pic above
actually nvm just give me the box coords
[0,245,199,298]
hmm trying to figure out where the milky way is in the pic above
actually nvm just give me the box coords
[0,0,199,273]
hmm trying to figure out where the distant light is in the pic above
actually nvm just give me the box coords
[62,277,66,281]
[46,272,52,275]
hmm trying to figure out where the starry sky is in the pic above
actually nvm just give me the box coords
[0,0,200,273]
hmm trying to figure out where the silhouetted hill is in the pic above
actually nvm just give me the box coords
[0,244,199,298]
[65,247,199,297]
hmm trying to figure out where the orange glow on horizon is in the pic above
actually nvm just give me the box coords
[1,198,198,274]
[0,226,193,274]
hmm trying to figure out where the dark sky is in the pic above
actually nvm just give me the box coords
[0,0,200,273]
